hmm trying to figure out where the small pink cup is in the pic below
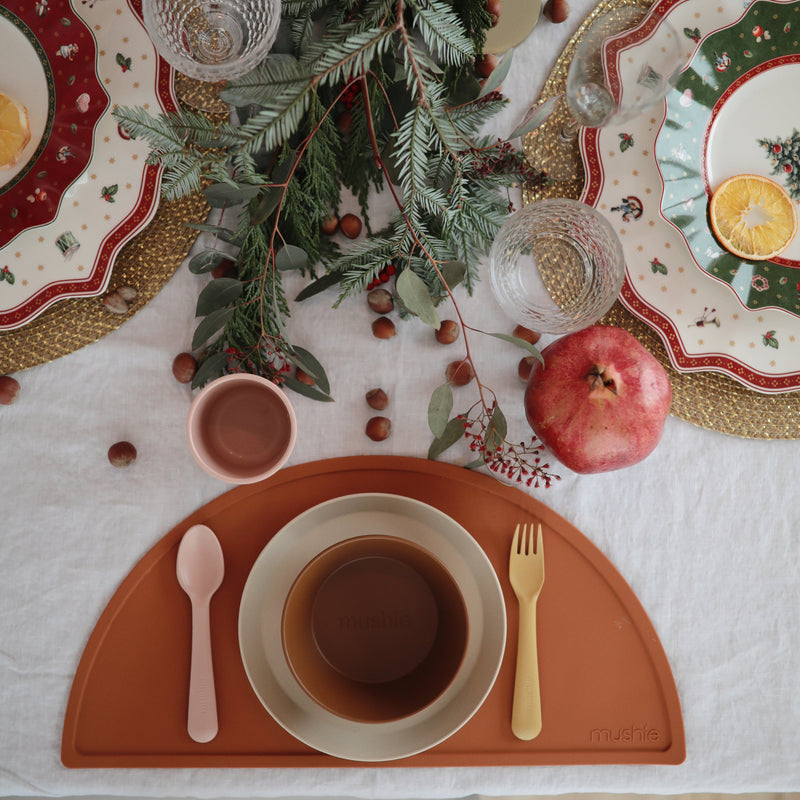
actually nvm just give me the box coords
[186,373,297,483]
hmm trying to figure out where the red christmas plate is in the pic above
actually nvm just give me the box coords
[0,0,176,330]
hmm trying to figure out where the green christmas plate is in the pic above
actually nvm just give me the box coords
[581,0,800,393]
[657,0,800,314]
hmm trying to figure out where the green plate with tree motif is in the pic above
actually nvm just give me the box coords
[657,0,800,314]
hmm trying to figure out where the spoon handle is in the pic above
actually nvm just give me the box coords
[187,599,218,743]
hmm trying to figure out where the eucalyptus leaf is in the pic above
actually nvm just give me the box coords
[484,405,508,451]
[464,457,488,470]
[285,346,330,395]
[183,222,241,244]
[282,375,334,402]
[486,332,544,364]
[188,250,228,275]
[196,277,243,316]
[439,260,467,289]
[192,307,234,349]
[477,48,514,98]
[448,71,481,105]
[275,244,309,271]
[396,268,440,329]
[508,94,563,140]
[427,382,453,438]
[191,351,229,389]
[203,182,261,208]
[295,272,343,301]
[250,185,283,225]
[427,416,465,460]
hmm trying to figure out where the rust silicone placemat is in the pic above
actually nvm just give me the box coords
[62,455,685,767]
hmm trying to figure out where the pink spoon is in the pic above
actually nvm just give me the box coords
[176,524,225,743]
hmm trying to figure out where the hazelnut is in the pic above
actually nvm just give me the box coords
[337,111,352,134]
[445,359,475,386]
[320,215,339,236]
[512,324,542,345]
[102,286,137,314]
[211,258,236,279]
[172,352,198,384]
[339,213,363,239]
[366,388,389,410]
[518,356,537,383]
[435,319,460,345]
[0,375,20,405]
[108,440,137,468]
[372,316,397,339]
[475,53,499,79]
[296,367,315,386]
[366,416,392,441]
[544,0,570,23]
[485,0,502,25]
[367,288,394,314]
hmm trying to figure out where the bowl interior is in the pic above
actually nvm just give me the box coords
[187,374,296,483]
[282,534,469,723]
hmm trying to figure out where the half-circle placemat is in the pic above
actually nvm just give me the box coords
[62,455,685,768]
[522,0,800,439]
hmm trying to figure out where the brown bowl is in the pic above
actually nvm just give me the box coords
[281,535,469,723]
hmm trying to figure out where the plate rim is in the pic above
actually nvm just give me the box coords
[581,0,800,392]
[237,491,507,762]
[0,0,176,331]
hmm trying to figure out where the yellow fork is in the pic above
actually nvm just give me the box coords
[508,522,545,740]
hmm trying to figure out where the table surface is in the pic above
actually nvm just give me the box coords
[1,0,799,796]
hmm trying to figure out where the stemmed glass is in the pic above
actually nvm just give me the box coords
[526,5,685,182]
[143,0,282,83]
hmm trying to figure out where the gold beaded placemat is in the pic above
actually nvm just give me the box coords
[521,0,800,439]
[0,78,219,375]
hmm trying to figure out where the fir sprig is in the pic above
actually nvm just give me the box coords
[115,0,555,483]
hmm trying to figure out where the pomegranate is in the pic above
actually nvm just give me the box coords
[524,325,671,474]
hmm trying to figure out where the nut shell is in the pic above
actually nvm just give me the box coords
[435,320,460,345]
[512,325,542,345]
[366,388,389,410]
[340,213,363,239]
[445,359,475,386]
[372,316,397,339]
[172,352,198,384]
[366,416,392,441]
[108,440,137,468]
[544,0,570,23]
[367,288,394,314]
[0,375,20,405]
[518,356,537,383]
[102,287,137,314]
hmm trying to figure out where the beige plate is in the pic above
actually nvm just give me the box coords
[238,492,506,762]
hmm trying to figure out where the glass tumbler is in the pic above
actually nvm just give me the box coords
[143,0,281,82]
[488,198,625,335]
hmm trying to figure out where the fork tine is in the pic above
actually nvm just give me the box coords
[535,522,543,555]
[512,523,521,555]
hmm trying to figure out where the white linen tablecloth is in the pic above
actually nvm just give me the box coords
[1,0,799,795]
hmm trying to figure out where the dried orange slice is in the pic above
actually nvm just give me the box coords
[0,92,31,170]
[709,174,798,261]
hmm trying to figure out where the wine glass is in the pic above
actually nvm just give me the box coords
[488,198,625,335]
[143,0,281,83]
[526,5,685,182]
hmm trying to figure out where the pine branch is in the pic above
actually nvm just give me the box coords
[409,0,474,66]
